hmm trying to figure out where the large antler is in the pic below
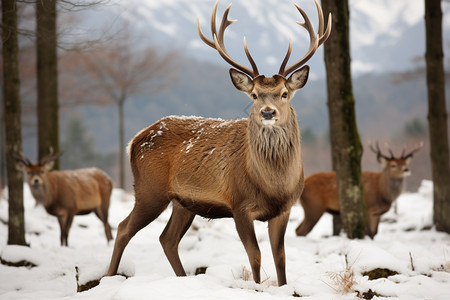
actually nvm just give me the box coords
[401,142,424,159]
[369,141,424,162]
[40,147,64,165]
[10,150,32,166]
[278,0,332,77]
[369,141,393,162]
[197,0,259,78]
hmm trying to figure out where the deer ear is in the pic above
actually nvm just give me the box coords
[229,68,254,93]
[43,161,55,171]
[287,65,309,91]
[405,157,412,165]
[15,161,28,172]
[378,157,387,167]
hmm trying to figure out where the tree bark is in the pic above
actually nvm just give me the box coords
[0,103,5,191]
[36,0,60,168]
[322,0,367,238]
[425,0,450,233]
[118,99,125,189]
[2,0,27,245]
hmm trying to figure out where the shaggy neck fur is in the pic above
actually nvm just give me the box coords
[246,107,301,195]
[380,173,405,203]
[30,183,51,206]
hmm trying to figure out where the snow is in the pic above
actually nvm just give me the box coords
[0,180,450,299]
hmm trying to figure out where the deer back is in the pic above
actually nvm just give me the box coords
[301,171,385,213]
[31,168,111,214]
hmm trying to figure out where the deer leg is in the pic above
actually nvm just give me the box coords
[295,203,325,236]
[159,201,195,276]
[106,197,169,276]
[268,210,290,286]
[95,208,113,242]
[64,214,74,246]
[57,213,72,247]
[233,212,261,284]
[368,215,381,239]
[57,215,66,246]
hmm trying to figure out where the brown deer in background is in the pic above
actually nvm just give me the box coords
[295,142,423,238]
[13,150,113,246]
[106,0,331,286]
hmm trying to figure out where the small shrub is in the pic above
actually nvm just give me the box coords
[326,267,357,294]
[324,255,357,294]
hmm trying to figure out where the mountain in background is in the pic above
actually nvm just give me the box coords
[77,0,450,78]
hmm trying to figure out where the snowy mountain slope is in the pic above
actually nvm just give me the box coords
[83,0,450,78]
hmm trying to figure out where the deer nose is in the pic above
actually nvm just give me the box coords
[261,109,276,120]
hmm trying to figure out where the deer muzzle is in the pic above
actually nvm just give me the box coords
[261,108,277,125]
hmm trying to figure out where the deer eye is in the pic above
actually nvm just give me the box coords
[251,93,257,100]
[390,164,397,168]
[282,92,288,99]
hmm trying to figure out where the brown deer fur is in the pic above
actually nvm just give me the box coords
[107,71,307,286]
[14,152,113,246]
[295,144,421,238]
[106,0,332,286]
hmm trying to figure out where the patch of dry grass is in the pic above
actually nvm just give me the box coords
[231,265,272,287]
[323,255,357,294]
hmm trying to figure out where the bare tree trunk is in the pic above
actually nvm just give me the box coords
[36,0,60,168]
[118,99,125,189]
[332,215,341,236]
[322,0,367,239]
[425,0,450,233]
[0,102,5,191]
[2,0,27,245]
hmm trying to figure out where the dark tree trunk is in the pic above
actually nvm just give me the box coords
[425,0,450,233]
[0,103,5,191]
[332,215,341,236]
[118,99,125,189]
[322,0,367,239]
[2,0,27,245]
[36,0,60,168]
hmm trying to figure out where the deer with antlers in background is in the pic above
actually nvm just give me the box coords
[106,0,331,286]
[13,149,113,246]
[295,142,423,239]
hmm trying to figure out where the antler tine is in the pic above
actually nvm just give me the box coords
[40,147,64,165]
[197,0,258,78]
[217,4,234,49]
[10,150,32,166]
[400,146,406,158]
[369,141,391,162]
[402,141,424,159]
[279,0,332,77]
[384,142,395,159]
[243,37,259,77]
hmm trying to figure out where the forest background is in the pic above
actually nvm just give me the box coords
[1,0,449,192]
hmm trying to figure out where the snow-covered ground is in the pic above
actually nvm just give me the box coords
[0,180,449,299]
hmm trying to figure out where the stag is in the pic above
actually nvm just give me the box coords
[295,142,423,238]
[13,150,113,246]
[106,0,331,286]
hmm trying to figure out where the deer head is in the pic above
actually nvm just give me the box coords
[197,0,331,127]
[369,142,423,179]
[12,148,64,187]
